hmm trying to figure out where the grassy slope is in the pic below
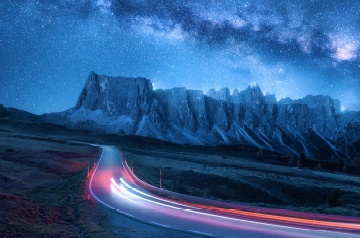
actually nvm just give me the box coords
[0,134,109,237]
[1,118,359,237]
[0,119,202,238]
[123,147,360,217]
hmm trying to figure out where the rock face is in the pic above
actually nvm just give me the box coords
[77,71,152,118]
[43,72,360,161]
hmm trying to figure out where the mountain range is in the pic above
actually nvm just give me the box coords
[1,71,360,162]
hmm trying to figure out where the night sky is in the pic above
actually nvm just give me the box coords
[1,0,360,114]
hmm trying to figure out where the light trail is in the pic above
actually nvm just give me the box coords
[119,178,195,209]
[113,176,318,233]
[88,145,360,238]
[113,174,360,233]
[114,178,183,210]
[120,151,360,232]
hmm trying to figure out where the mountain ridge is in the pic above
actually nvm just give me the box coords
[1,72,359,162]
[40,72,360,161]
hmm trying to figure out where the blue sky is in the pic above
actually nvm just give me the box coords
[1,0,359,114]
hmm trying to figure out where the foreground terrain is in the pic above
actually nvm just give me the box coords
[0,119,201,237]
[124,146,360,217]
[0,118,359,236]
[90,145,360,237]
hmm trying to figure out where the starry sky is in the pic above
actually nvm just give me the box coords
[1,0,360,114]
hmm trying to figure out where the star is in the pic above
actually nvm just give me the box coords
[0,0,359,114]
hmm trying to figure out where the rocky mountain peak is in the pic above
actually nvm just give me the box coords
[296,95,341,113]
[232,84,265,105]
[42,72,359,161]
[206,88,231,102]
[264,93,277,104]
[76,71,153,116]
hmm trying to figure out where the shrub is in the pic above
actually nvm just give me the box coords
[327,190,341,207]
[288,156,296,166]
[297,153,305,168]
[296,158,302,168]
[256,149,265,160]
[351,157,360,169]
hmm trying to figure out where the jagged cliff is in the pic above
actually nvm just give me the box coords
[43,72,360,161]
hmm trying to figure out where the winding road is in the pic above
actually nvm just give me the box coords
[89,145,360,237]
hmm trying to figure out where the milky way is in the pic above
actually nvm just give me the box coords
[0,0,359,114]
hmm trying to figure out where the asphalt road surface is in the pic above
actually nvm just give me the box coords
[89,145,360,237]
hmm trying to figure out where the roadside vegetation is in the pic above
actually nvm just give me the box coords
[1,118,359,236]
[0,119,204,238]
[0,139,110,237]
[123,144,360,217]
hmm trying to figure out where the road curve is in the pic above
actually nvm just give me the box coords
[89,145,360,238]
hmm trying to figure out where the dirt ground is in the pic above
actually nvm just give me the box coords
[0,120,202,238]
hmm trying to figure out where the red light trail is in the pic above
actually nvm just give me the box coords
[89,145,360,238]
